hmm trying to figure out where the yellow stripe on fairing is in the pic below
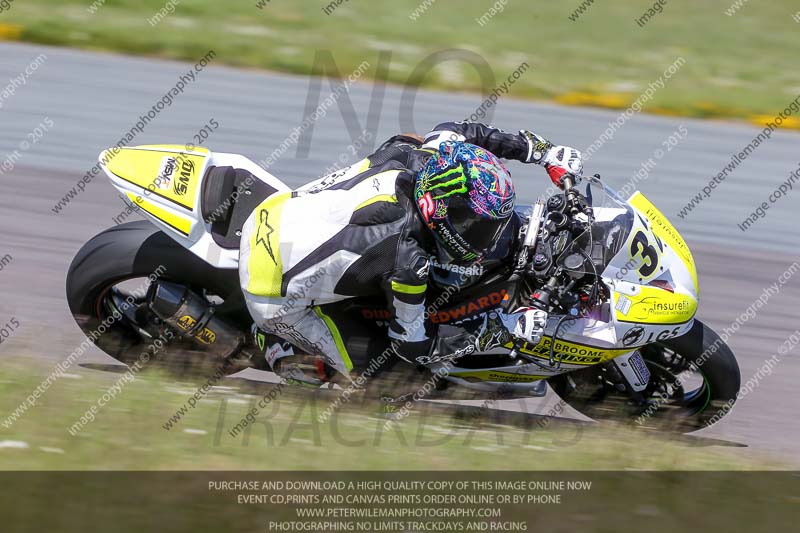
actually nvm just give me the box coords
[104,146,207,211]
[133,145,210,155]
[125,192,192,235]
[448,370,546,382]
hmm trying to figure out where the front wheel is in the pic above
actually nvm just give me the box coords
[549,320,740,432]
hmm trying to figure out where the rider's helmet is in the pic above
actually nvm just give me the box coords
[414,141,516,263]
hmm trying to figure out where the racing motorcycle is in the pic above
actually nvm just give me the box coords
[66,144,741,432]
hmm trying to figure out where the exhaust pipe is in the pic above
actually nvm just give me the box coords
[147,281,244,359]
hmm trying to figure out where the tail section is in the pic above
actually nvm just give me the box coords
[99,145,290,268]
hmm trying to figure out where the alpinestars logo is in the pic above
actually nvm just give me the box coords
[430,258,484,277]
[256,208,277,264]
[414,257,430,280]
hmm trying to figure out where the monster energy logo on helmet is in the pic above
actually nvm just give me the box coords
[427,167,467,200]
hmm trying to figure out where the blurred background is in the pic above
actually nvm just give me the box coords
[0,0,799,474]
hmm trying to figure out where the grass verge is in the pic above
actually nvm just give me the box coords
[1,1,799,125]
[0,357,784,471]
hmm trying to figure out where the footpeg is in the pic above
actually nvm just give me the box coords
[273,355,332,387]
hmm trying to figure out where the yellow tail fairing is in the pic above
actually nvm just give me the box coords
[124,192,192,236]
[98,146,290,269]
[100,145,209,212]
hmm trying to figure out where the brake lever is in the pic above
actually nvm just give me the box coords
[561,174,594,222]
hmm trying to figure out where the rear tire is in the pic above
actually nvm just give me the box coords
[66,221,242,369]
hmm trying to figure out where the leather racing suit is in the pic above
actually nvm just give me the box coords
[239,122,542,376]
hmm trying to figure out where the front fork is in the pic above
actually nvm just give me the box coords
[611,351,652,403]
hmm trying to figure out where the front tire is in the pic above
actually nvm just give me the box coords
[549,320,740,432]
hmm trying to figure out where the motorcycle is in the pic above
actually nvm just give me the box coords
[66,143,741,432]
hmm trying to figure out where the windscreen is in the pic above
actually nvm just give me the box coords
[552,180,635,279]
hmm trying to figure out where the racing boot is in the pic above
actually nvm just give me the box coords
[252,325,333,387]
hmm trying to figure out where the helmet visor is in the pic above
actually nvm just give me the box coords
[447,195,508,252]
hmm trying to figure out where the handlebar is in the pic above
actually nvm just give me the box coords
[561,174,577,191]
[505,172,600,311]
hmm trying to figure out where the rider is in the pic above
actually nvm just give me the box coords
[238,122,583,382]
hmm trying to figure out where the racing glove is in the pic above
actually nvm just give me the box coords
[499,307,548,346]
[520,130,583,188]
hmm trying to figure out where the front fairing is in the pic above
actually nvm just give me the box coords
[606,191,699,327]
[575,181,699,329]
[417,180,702,387]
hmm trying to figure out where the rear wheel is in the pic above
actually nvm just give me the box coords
[66,221,251,374]
[549,320,740,432]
